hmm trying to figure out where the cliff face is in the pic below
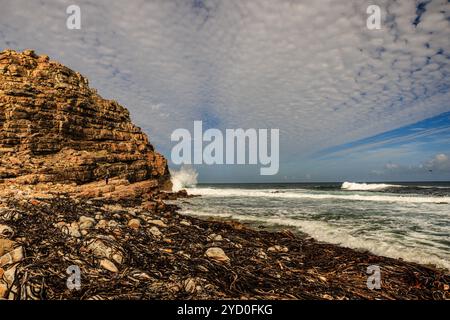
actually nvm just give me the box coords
[0,49,171,192]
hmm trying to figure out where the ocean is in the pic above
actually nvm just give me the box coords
[177,182,450,270]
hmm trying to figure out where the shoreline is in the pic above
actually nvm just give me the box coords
[1,189,448,300]
[177,205,450,273]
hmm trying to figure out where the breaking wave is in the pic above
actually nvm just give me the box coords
[186,187,450,204]
[170,166,198,192]
[341,181,400,191]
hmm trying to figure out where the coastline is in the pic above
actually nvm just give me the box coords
[1,187,448,300]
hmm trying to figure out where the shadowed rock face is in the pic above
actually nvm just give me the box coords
[0,49,171,190]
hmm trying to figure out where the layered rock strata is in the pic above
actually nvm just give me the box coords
[0,49,171,195]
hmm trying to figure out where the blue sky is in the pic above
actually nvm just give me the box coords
[1,0,449,182]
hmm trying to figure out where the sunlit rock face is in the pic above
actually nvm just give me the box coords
[0,49,171,191]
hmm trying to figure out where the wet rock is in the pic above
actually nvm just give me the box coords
[233,243,243,249]
[183,278,197,294]
[0,239,16,256]
[95,219,108,229]
[55,221,81,238]
[100,259,119,273]
[0,265,17,299]
[205,247,230,264]
[127,218,141,229]
[148,226,162,237]
[207,234,223,242]
[67,222,82,238]
[108,220,119,229]
[79,216,95,230]
[0,280,7,299]
[256,249,268,259]
[86,239,124,264]
[268,245,289,253]
[0,246,24,267]
[180,220,191,226]
[148,219,167,228]
[142,201,156,211]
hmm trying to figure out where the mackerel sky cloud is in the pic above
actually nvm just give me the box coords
[1,0,449,181]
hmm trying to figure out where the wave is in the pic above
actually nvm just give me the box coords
[181,209,450,271]
[341,181,400,191]
[185,187,450,204]
[171,166,198,192]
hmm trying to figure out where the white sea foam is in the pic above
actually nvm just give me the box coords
[341,181,400,191]
[186,187,450,204]
[182,209,450,270]
[171,166,198,192]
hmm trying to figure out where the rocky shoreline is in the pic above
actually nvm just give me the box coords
[1,185,448,300]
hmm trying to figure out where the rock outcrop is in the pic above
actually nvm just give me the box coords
[0,49,171,194]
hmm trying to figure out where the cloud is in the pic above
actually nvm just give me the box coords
[423,153,450,171]
[379,153,450,177]
[385,163,400,170]
[0,0,449,181]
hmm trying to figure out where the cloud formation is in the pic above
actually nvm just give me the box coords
[373,153,450,179]
[423,153,450,172]
[0,0,449,181]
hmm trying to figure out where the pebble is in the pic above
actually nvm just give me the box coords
[100,259,118,273]
[183,278,196,294]
[127,218,141,229]
[268,245,289,253]
[205,247,230,263]
[207,234,223,242]
[55,221,81,238]
[108,220,119,228]
[149,226,162,237]
[79,216,95,230]
[148,219,167,228]
[256,249,268,259]
[95,219,108,229]
[86,239,124,264]
[68,222,81,238]
[233,243,243,249]
[180,220,191,226]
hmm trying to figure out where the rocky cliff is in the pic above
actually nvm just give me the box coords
[0,49,171,195]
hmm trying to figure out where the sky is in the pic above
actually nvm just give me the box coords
[0,0,449,182]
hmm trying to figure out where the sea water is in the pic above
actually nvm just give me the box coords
[177,182,450,270]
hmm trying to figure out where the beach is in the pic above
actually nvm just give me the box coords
[1,184,448,300]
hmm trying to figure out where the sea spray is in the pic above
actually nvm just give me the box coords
[171,165,198,191]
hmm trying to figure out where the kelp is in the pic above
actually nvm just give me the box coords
[0,194,448,300]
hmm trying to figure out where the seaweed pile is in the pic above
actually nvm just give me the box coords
[0,191,448,300]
